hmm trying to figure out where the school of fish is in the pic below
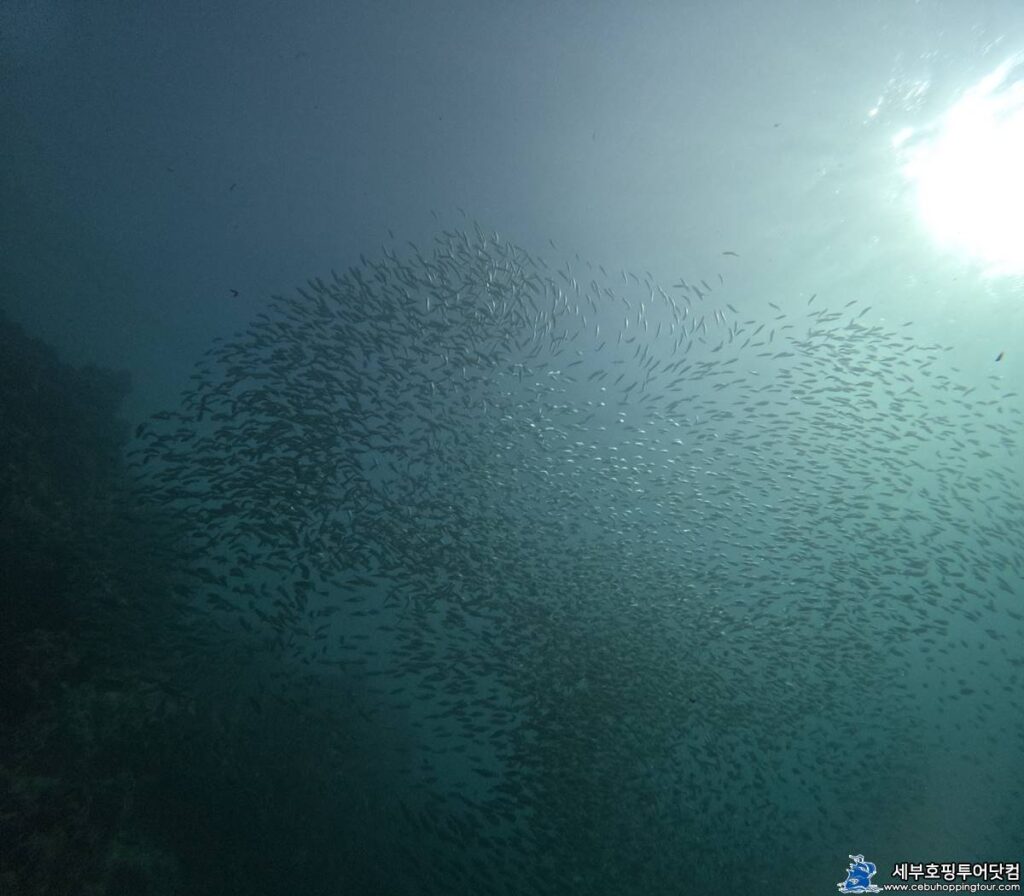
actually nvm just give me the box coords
[131,224,1024,893]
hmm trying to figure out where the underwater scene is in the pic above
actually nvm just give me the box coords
[3,3,1024,894]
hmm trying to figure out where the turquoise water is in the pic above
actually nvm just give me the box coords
[3,3,1024,893]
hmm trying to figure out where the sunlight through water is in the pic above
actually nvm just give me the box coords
[897,53,1024,276]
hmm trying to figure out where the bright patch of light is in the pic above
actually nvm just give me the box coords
[900,54,1024,275]
[891,127,913,149]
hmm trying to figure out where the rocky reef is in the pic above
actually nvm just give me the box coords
[0,311,181,895]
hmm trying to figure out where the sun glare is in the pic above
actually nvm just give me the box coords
[900,55,1024,276]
